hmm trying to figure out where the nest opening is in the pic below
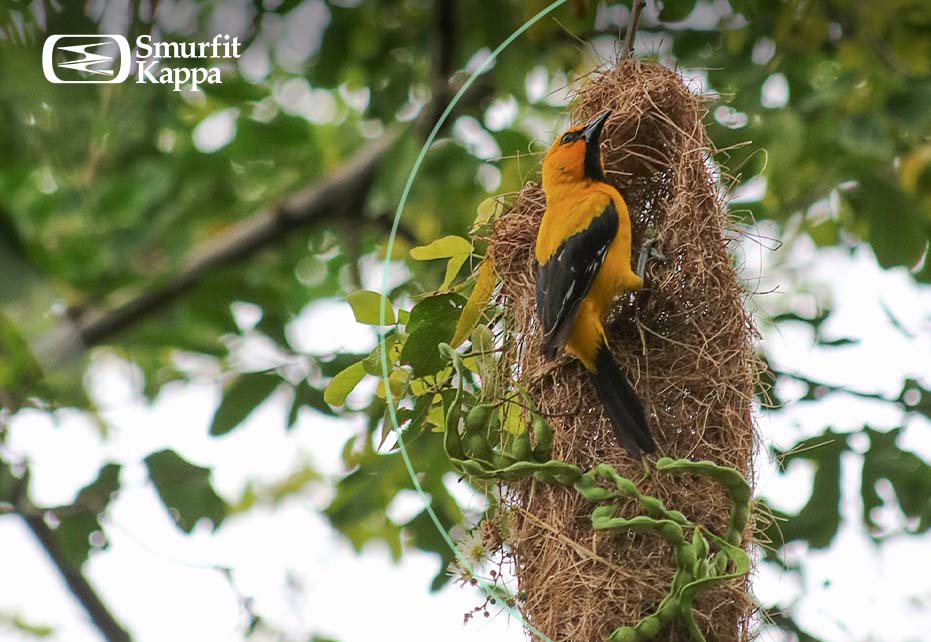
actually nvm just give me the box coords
[489,60,759,642]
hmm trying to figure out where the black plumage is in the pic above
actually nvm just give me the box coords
[536,201,619,360]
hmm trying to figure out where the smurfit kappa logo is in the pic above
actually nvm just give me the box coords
[42,34,241,91]
[42,35,131,84]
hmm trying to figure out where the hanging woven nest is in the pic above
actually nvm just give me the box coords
[489,59,759,642]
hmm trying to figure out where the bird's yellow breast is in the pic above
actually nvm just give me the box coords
[534,181,629,264]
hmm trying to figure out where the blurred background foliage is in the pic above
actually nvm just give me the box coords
[0,0,929,641]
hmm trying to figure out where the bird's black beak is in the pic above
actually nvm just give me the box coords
[582,110,612,144]
[581,110,611,181]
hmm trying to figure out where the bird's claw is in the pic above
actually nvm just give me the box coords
[636,227,665,281]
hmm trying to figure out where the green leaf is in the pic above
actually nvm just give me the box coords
[657,0,697,22]
[771,431,848,549]
[375,368,408,400]
[347,290,396,325]
[323,433,457,581]
[399,293,466,376]
[900,378,931,420]
[53,463,121,568]
[324,361,367,406]
[272,0,303,14]
[319,352,368,378]
[209,372,280,436]
[816,336,859,347]
[850,178,928,269]
[501,400,526,435]
[409,235,471,260]
[288,381,336,428]
[385,393,433,448]
[362,332,399,376]
[839,115,893,160]
[145,450,226,533]
[440,253,469,290]
[472,197,503,231]
[861,427,931,537]
[450,257,497,348]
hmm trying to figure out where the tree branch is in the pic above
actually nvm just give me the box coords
[623,0,645,58]
[19,511,132,642]
[52,132,398,359]
[51,82,493,360]
[428,0,457,127]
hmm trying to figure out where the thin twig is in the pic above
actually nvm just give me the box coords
[20,512,133,642]
[622,0,646,58]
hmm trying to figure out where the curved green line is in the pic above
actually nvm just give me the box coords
[378,2,567,640]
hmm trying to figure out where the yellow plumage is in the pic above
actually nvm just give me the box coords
[533,110,655,455]
[535,182,641,369]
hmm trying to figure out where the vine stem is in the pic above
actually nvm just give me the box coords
[622,0,646,58]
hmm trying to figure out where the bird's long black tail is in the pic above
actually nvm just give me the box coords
[589,343,655,456]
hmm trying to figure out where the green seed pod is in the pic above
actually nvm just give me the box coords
[464,431,493,461]
[660,521,684,544]
[666,509,688,524]
[613,476,638,497]
[658,596,679,623]
[655,456,675,469]
[510,429,532,461]
[713,552,727,574]
[531,413,553,460]
[675,543,697,570]
[464,403,495,433]
[691,528,708,559]
[492,452,514,469]
[635,615,662,639]
[729,481,752,505]
[730,504,750,532]
[640,496,665,515]
[608,626,638,642]
[487,404,502,433]
[576,484,615,502]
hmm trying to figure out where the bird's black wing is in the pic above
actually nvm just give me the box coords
[536,200,619,360]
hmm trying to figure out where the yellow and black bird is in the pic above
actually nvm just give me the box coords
[534,110,656,456]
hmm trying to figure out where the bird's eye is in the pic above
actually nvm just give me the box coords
[560,132,576,144]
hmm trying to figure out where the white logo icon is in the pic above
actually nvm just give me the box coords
[42,35,131,84]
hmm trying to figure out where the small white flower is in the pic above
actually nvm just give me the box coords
[456,529,488,569]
